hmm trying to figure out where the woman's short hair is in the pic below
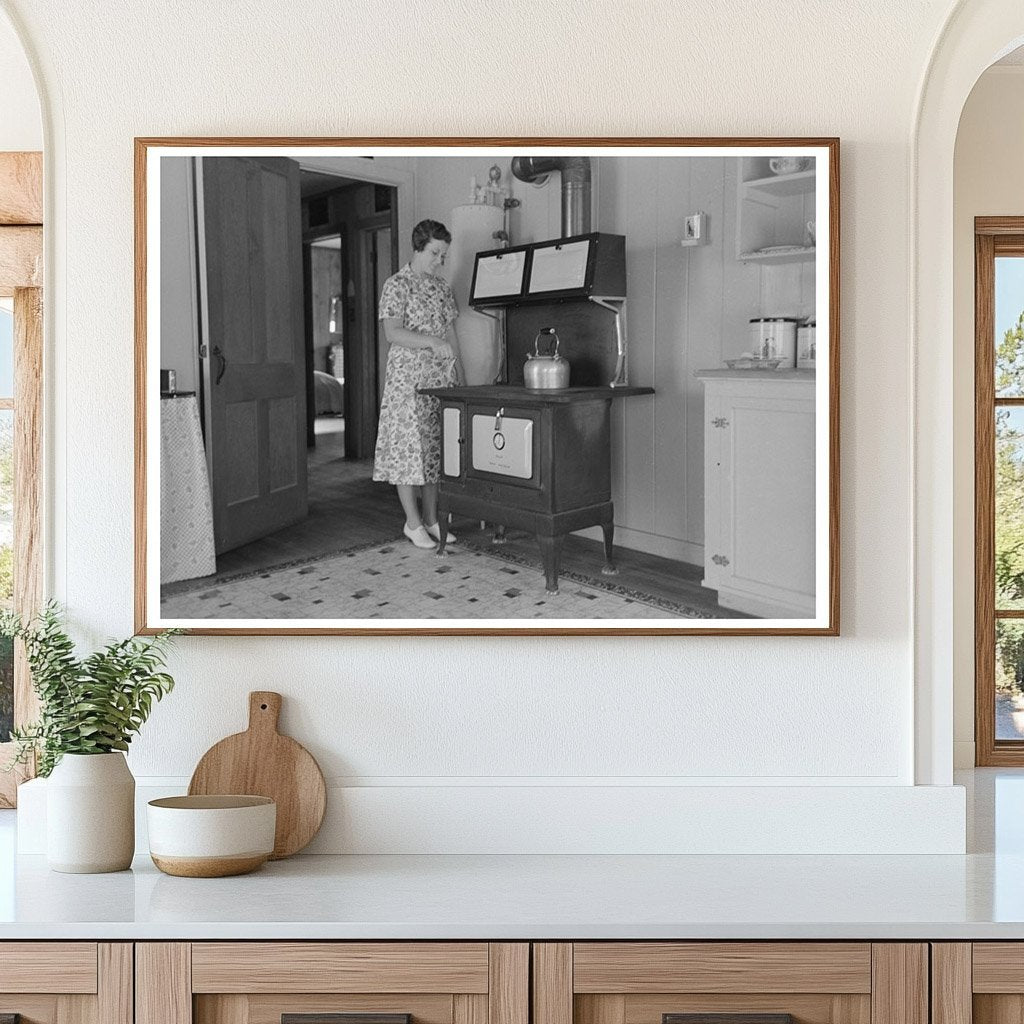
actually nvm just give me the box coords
[411,219,452,252]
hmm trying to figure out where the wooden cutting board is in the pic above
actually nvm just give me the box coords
[188,691,326,859]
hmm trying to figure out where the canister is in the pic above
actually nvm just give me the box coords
[797,321,817,369]
[749,317,798,366]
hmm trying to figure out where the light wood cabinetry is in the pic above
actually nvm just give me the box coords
[0,942,132,1024]
[936,943,1024,1024]
[136,944,528,1024]
[698,370,817,618]
[0,937,986,1024]
[532,943,926,1024]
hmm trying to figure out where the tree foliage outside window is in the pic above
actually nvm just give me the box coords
[996,311,1024,694]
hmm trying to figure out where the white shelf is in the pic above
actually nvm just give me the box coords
[742,170,817,198]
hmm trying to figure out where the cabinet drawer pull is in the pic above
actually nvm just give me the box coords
[1,1015,21,1024]
[665,1016,794,1024]
[283,1016,411,1024]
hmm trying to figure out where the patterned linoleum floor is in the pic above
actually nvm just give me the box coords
[160,536,695,621]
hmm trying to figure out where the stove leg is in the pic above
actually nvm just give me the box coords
[601,521,618,576]
[537,534,564,594]
[492,523,507,545]
[435,496,450,558]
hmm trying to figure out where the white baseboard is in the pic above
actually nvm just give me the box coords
[17,778,966,856]
[574,524,704,567]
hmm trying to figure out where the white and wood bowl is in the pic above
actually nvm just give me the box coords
[147,795,276,877]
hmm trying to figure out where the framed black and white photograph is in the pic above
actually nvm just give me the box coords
[135,137,839,636]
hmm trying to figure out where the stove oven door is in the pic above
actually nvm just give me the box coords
[466,404,542,491]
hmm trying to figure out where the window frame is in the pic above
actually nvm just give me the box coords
[0,152,43,807]
[975,217,1024,765]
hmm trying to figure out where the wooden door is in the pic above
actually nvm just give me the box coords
[201,156,308,555]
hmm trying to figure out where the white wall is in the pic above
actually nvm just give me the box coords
[952,66,1024,767]
[0,9,39,151]
[0,0,975,853]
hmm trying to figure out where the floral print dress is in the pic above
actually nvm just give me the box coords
[372,264,459,486]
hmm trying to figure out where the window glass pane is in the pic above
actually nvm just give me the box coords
[997,407,1024,609]
[996,256,1024,397]
[0,306,12,399]
[998,620,1024,740]
[0,409,11,742]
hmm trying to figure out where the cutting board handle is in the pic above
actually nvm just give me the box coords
[248,691,282,734]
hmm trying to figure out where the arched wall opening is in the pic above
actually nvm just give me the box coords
[914,1,1024,784]
[952,52,1024,768]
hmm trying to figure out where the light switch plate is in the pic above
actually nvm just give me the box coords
[681,212,709,247]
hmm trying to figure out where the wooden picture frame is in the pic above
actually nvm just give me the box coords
[135,137,839,636]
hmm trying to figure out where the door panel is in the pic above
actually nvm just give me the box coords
[201,156,308,554]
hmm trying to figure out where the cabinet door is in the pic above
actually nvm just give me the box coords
[708,389,816,618]
[533,944,926,1024]
[137,943,528,1024]
[0,942,131,1024]
[940,943,1024,1024]
[702,394,728,592]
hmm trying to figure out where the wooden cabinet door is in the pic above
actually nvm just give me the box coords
[137,943,528,1024]
[937,943,1024,1024]
[533,944,927,1024]
[0,942,131,1024]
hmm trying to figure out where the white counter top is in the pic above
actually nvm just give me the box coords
[0,769,1019,941]
[0,850,1021,940]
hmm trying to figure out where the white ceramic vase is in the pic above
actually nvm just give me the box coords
[46,752,135,873]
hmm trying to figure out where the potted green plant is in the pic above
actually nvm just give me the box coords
[1,602,179,873]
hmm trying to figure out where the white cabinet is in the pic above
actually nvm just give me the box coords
[697,370,816,618]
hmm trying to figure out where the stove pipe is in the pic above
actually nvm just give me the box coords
[511,156,592,236]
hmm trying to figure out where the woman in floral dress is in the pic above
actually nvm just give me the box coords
[373,220,464,549]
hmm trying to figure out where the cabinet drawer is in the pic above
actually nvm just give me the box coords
[0,942,98,993]
[534,943,925,1024]
[572,943,871,993]
[140,943,528,1024]
[191,943,490,993]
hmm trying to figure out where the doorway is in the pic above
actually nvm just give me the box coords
[185,170,401,580]
[300,175,398,462]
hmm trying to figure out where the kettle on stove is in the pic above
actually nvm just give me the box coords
[524,327,570,389]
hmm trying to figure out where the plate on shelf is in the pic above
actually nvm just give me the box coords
[724,357,783,370]
[737,245,816,260]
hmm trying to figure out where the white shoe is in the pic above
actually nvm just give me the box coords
[424,521,456,544]
[403,523,436,549]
